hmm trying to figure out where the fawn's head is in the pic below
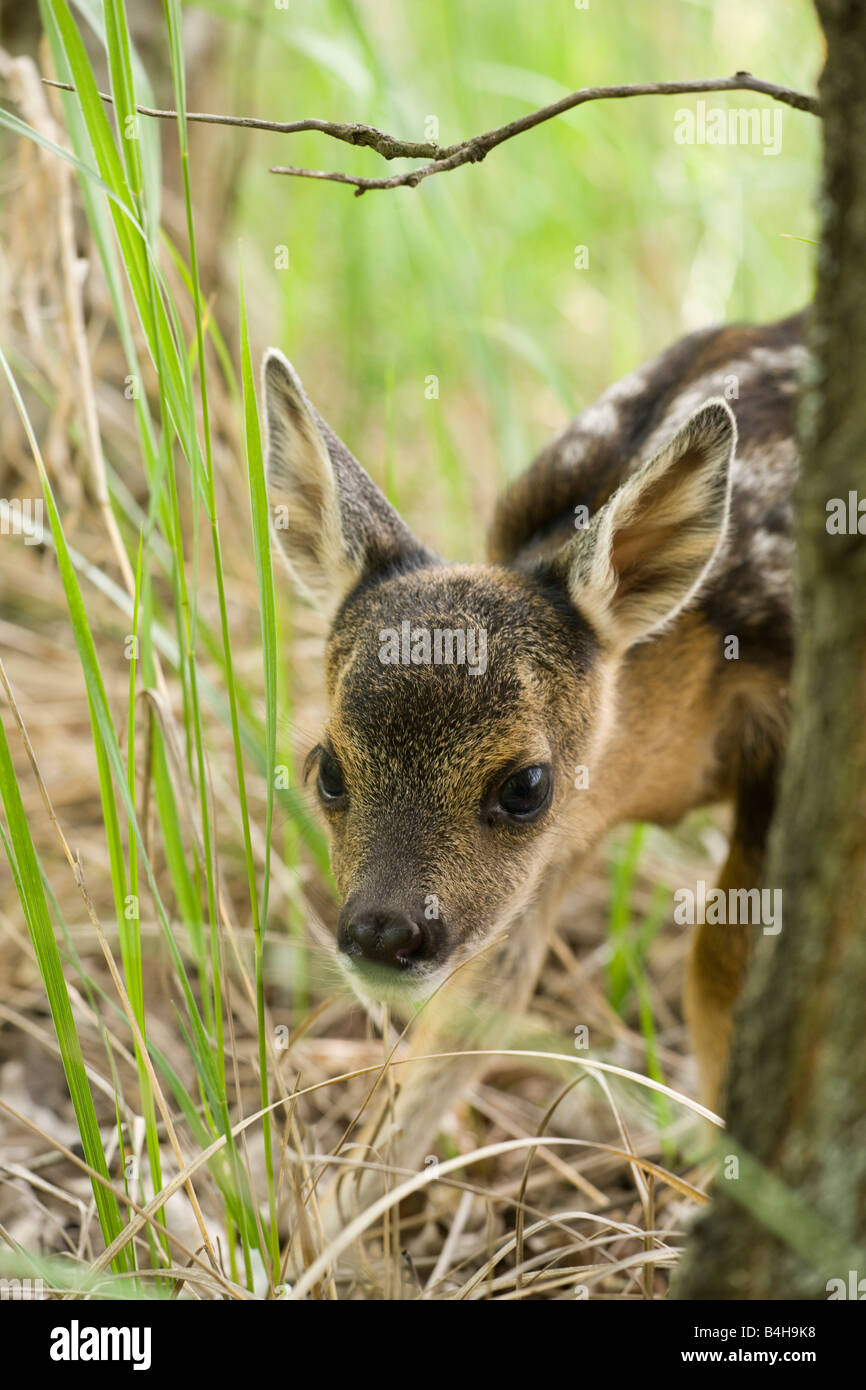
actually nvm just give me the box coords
[263,350,735,1004]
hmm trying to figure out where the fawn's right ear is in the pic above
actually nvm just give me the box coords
[262,350,432,617]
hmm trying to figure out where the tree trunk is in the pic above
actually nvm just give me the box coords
[677,0,866,1300]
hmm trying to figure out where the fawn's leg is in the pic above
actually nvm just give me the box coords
[683,758,778,1109]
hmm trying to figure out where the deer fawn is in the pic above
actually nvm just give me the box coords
[263,311,804,1202]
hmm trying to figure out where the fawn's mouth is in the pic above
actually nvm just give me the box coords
[336,950,449,1006]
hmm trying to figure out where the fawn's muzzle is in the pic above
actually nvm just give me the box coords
[337,905,435,970]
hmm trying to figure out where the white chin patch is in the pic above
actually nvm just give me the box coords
[337,954,442,1008]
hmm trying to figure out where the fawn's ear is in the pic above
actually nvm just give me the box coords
[262,349,432,616]
[560,399,736,651]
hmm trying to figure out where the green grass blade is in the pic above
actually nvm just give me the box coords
[0,715,129,1268]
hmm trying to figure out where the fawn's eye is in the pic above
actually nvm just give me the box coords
[317,749,346,803]
[494,764,552,822]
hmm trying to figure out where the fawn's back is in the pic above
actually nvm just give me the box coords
[492,310,806,681]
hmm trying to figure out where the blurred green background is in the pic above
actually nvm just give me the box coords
[211,0,821,558]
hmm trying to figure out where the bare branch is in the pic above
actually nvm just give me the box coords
[41,77,453,159]
[42,71,819,197]
[273,74,820,195]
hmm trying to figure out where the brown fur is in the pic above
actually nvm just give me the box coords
[262,311,804,1204]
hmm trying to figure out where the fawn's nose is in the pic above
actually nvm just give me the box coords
[338,907,427,969]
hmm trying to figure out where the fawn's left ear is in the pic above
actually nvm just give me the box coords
[560,398,736,651]
[261,350,432,617]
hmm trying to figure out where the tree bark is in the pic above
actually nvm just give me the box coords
[677,0,866,1299]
